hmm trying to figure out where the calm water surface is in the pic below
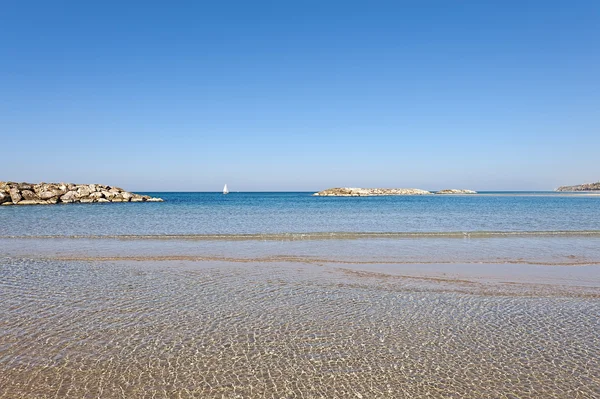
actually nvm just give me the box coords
[1,192,599,397]
[1,258,598,398]
[1,192,600,236]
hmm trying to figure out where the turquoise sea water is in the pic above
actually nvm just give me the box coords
[1,192,600,236]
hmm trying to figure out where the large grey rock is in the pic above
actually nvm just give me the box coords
[102,191,116,200]
[60,191,78,203]
[16,200,47,205]
[39,190,59,200]
[21,190,40,201]
[0,191,10,204]
[9,187,22,204]
[77,186,92,198]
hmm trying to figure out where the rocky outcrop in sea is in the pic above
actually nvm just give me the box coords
[556,182,600,192]
[313,188,432,196]
[435,189,477,194]
[0,182,163,205]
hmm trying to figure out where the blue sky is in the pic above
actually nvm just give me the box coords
[1,1,599,191]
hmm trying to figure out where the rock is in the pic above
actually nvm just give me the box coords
[9,187,22,204]
[60,191,78,203]
[435,189,477,194]
[76,186,92,198]
[111,193,125,201]
[16,200,47,205]
[556,182,600,192]
[0,191,10,204]
[21,190,40,201]
[102,191,116,200]
[0,181,164,205]
[313,187,432,196]
[39,190,59,200]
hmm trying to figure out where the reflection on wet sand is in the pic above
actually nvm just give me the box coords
[1,257,598,398]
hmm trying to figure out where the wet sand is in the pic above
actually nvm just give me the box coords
[1,255,599,398]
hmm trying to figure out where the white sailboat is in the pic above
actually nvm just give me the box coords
[223,184,229,194]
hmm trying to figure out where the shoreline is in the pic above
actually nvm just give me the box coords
[3,229,600,240]
[3,234,600,267]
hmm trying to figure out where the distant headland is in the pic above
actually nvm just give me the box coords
[0,182,163,205]
[556,182,600,192]
[313,188,476,196]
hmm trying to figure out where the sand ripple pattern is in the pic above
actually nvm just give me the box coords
[1,258,599,398]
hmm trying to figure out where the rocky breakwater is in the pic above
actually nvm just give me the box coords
[435,189,477,194]
[0,182,163,205]
[556,182,600,192]
[313,187,432,196]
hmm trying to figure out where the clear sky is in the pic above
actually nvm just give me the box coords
[1,1,599,191]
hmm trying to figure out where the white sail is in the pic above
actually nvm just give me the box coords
[223,184,229,194]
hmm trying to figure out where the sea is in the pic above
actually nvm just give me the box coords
[1,192,599,397]
[2,191,600,265]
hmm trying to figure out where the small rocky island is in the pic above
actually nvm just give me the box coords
[0,181,163,205]
[435,189,477,194]
[313,188,477,196]
[556,182,600,192]
[313,188,431,196]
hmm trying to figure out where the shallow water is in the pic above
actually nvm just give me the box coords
[1,258,599,398]
[2,192,599,397]
[3,234,600,265]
